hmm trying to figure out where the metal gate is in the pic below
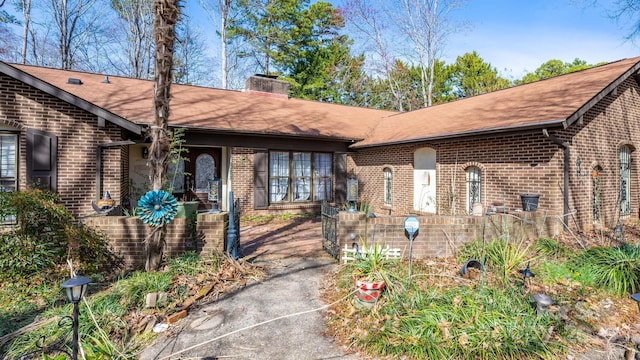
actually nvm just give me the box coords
[321,201,339,259]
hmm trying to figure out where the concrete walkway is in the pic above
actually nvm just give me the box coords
[140,218,358,360]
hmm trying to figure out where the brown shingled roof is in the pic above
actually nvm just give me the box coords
[6,63,396,141]
[4,57,640,147]
[353,56,640,148]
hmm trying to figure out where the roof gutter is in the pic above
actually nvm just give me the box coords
[542,128,570,231]
[0,62,143,135]
[351,119,566,149]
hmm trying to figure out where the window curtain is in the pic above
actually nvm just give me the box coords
[269,152,289,201]
[293,152,311,200]
[313,153,332,201]
[0,135,16,192]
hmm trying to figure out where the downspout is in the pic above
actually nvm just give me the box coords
[96,140,135,200]
[543,129,569,231]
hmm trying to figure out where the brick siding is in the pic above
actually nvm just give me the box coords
[0,73,127,216]
[350,77,640,233]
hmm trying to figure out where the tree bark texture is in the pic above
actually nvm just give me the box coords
[146,0,180,271]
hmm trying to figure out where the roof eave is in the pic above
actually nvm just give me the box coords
[350,119,567,149]
[564,60,640,128]
[0,62,143,135]
[168,124,362,143]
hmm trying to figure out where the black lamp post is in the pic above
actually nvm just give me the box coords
[61,275,91,360]
[346,173,358,213]
[208,176,222,213]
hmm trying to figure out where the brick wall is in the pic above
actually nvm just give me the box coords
[0,73,127,217]
[350,78,640,233]
[336,211,554,260]
[83,212,227,269]
[231,147,255,213]
[566,77,640,231]
[351,134,563,218]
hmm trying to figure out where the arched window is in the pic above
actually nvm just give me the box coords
[195,154,216,193]
[466,166,481,214]
[383,167,392,206]
[620,146,631,216]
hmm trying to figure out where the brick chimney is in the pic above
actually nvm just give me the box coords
[245,74,290,99]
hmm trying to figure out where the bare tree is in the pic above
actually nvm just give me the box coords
[341,0,405,111]
[173,11,212,85]
[111,0,154,78]
[606,0,640,39]
[394,0,464,107]
[17,0,31,64]
[49,0,101,69]
[199,0,231,88]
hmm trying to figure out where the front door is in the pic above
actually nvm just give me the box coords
[185,147,222,209]
[414,147,437,213]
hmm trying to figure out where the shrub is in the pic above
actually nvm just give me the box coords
[458,238,536,282]
[570,243,640,296]
[533,237,571,259]
[0,188,121,280]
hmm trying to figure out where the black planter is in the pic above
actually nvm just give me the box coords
[520,194,540,211]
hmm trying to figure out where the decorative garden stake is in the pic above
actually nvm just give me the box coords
[404,216,419,286]
[519,261,535,288]
[138,190,179,227]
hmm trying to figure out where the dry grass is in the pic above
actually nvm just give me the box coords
[321,224,640,359]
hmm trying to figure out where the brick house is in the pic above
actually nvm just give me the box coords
[1,56,640,234]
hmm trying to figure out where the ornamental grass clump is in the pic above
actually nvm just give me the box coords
[360,285,563,359]
[458,237,537,284]
[570,243,640,296]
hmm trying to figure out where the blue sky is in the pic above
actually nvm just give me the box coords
[187,0,640,79]
[429,0,640,78]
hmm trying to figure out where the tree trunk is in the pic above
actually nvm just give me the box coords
[146,0,180,271]
[221,0,230,89]
[20,0,31,64]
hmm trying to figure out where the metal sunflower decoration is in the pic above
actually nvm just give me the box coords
[137,190,179,226]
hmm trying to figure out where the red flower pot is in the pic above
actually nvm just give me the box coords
[354,278,386,308]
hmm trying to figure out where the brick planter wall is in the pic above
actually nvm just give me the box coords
[84,212,228,269]
[336,211,557,260]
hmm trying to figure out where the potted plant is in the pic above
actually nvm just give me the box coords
[352,243,391,308]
